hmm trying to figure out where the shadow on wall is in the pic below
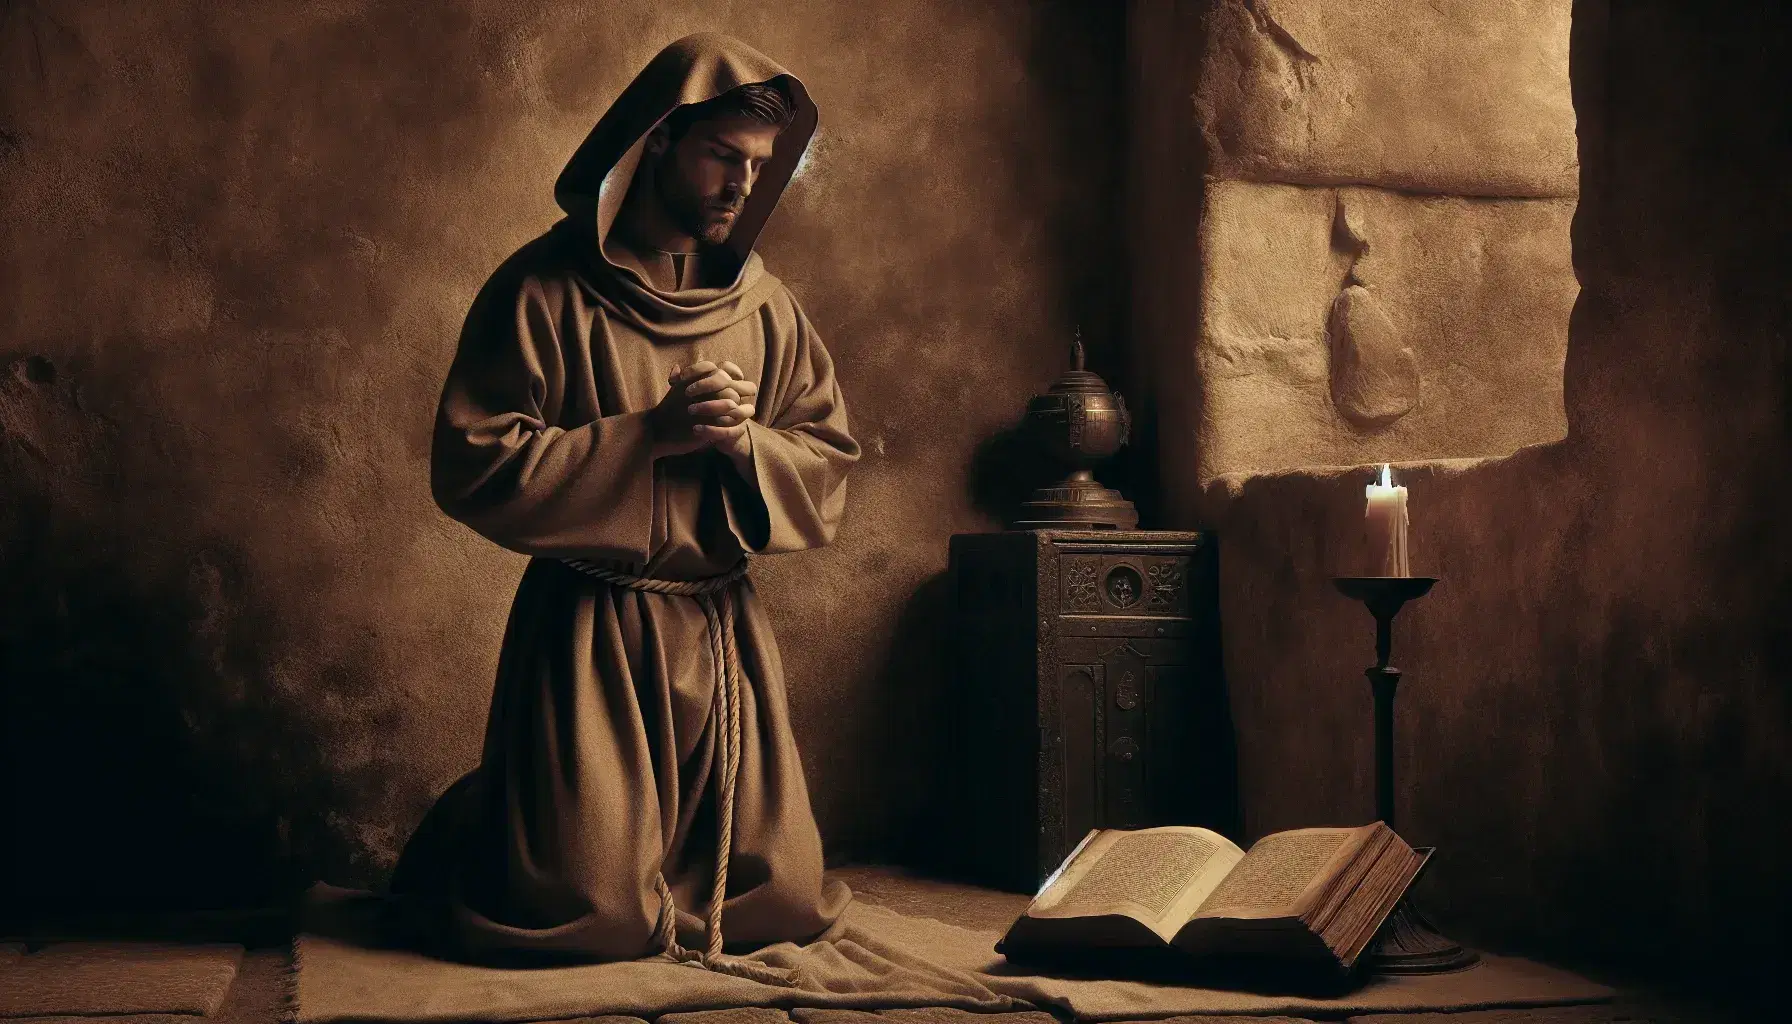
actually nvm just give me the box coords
[827,571,954,869]
[1013,0,1163,529]
[0,356,403,923]
[966,424,1054,527]
[832,0,1142,865]
[868,0,1159,873]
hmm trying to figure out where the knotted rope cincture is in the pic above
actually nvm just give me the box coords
[561,556,797,987]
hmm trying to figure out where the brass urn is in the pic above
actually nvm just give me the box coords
[1010,336,1139,530]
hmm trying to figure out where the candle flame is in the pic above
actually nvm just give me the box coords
[1379,463,1392,487]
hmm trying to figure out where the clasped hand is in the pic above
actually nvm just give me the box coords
[648,359,757,459]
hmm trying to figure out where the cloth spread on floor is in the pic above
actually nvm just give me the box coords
[291,883,1612,1023]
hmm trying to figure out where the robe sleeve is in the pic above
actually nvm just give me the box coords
[431,271,656,564]
[723,296,860,554]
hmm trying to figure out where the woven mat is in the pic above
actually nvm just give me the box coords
[292,880,1611,1023]
[0,941,243,1018]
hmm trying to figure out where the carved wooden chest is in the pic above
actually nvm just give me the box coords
[940,530,1238,893]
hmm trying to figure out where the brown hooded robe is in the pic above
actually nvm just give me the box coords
[392,33,858,965]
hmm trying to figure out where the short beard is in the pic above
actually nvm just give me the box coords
[656,161,739,247]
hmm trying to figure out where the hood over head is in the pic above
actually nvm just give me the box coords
[554,33,818,290]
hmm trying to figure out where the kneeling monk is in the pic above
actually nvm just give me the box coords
[393,33,858,973]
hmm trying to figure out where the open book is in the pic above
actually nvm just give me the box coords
[997,822,1425,976]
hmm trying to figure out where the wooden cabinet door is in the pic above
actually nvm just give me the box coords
[1099,640,1150,829]
[1052,638,1205,850]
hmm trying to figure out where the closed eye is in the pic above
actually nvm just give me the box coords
[709,143,768,173]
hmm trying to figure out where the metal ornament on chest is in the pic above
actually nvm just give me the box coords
[1010,332,1140,530]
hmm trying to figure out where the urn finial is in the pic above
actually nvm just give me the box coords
[1010,326,1139,530]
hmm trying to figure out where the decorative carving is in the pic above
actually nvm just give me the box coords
[1115,671,1140,710]
[1147,562,1184,612]
[1105,564,1143,608]
[1064,562,1100,612]
[1101,639,1146,660]
[1109,736,1140,762]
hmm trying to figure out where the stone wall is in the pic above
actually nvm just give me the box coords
[0,0,1127,915]
[1135,0,1792,992]
[1181,0,1579,486]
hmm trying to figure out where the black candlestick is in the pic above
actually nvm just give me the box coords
[1333,576,1479,975]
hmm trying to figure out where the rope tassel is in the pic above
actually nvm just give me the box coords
[562,558,799,987]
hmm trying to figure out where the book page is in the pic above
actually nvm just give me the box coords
[1029,827,1243,939]
[1191,827,1362,921]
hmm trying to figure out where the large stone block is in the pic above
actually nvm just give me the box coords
[1196,179,1576,482]
[1196,0,1577,197]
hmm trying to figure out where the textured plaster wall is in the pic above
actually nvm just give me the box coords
[1185,0,1580,482]
[0,0,1125,915]
[1138,0,1790,993]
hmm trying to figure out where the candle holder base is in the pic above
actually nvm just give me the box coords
[1365,898,1481,975]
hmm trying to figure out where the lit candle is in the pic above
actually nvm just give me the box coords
[1364,463,1409,577]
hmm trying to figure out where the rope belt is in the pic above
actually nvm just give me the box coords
[560,556,796,987]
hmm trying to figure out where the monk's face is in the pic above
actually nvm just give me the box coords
[653,116,781,245]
